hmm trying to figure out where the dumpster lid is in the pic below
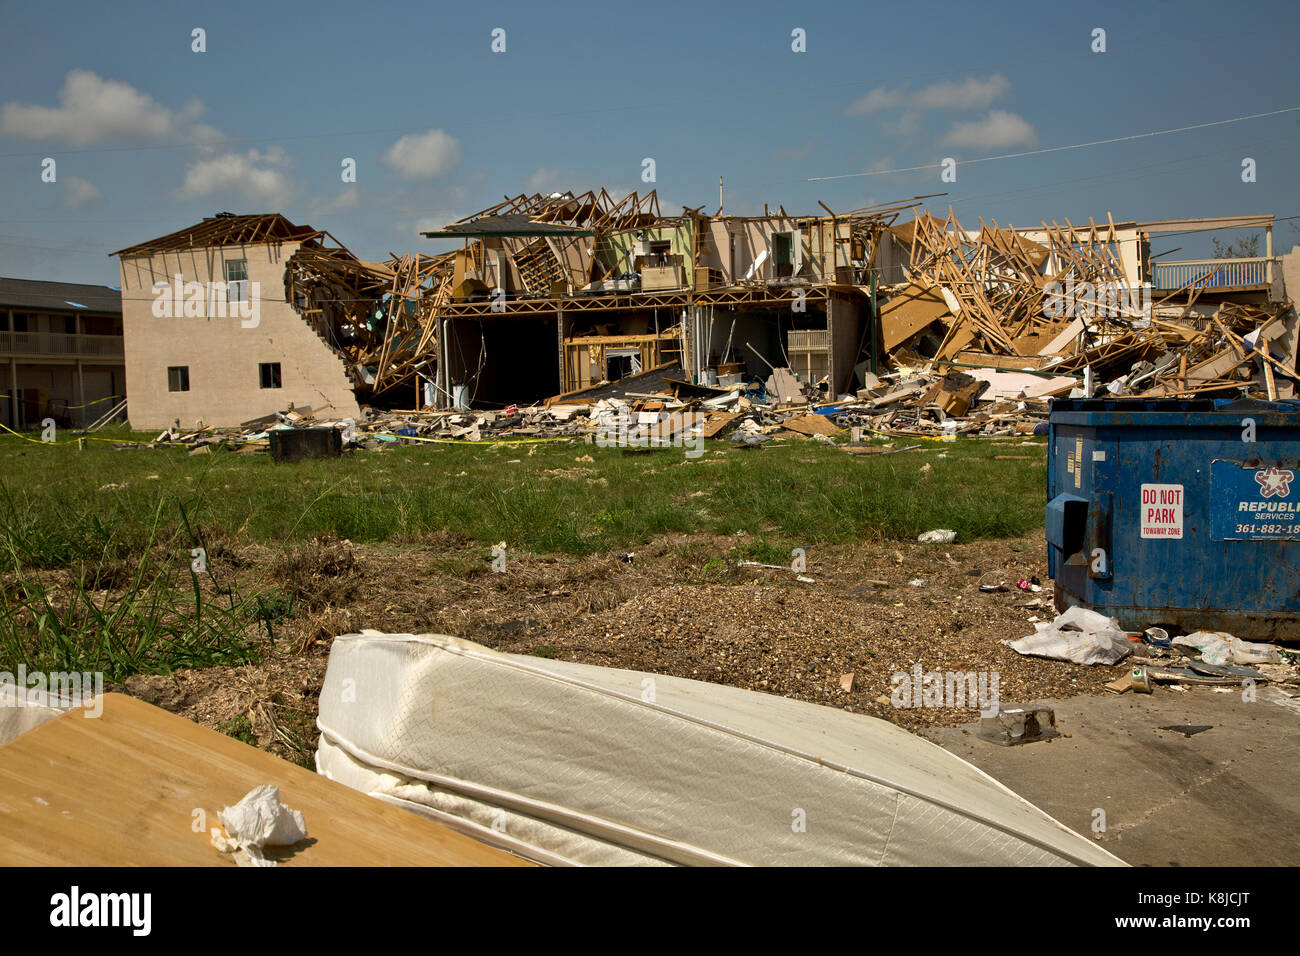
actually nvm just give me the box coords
[1048,396,1300,427]
[1050,397,1300,413]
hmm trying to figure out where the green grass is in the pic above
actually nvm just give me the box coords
[217,714,257,747]
[0,432,1047,559]
[0,429,1047,678]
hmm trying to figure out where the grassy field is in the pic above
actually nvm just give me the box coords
[0,428,1048,682]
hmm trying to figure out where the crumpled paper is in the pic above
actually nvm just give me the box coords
[210,784,308,867]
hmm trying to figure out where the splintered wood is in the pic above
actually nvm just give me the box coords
[881,207,1295,401]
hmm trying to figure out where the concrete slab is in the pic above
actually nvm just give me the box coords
[921,684,1300,866]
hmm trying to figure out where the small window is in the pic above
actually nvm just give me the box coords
[259,362,282,389]
[167,366,190,392]
[225,259,249,304]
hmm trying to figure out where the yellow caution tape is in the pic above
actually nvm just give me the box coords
[62,394,125,410]
[0,394,123,408]
[865,427,952,443]
[0,421,188,447]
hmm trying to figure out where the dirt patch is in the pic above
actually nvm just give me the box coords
[103,530,1117,764]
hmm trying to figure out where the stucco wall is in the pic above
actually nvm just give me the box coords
[117,241,361,430]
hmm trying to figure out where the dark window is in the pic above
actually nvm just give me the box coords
[12,313,30,332]
[167,366,190,392]
[259,362,282,389]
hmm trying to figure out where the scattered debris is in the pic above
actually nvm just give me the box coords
[1157,725,1213,738]
[917,529,957,544]
[1004,606,1133,666]
[1171,631,1283,666]
[977,705,1059,747]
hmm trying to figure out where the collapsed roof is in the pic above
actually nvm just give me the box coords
[110,212,328,258]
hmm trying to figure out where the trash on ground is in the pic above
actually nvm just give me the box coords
[1172,631,1283,666]
[917,529,956,544]
[1004,606,1133,665]
[977,705,1059,746]
[210,784,309,867]
[1157,725,1213,738]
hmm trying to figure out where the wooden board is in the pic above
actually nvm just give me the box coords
[697,412,741,439]
[780,414,843,437]
[878,281,950,351]
[0,694,532,867]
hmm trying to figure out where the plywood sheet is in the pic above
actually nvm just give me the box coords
[781,414,843,437]
[0,694,531,867]
[879,282,950,351]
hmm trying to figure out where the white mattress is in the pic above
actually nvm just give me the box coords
[315,632,1124,866]
[0,682,77,746]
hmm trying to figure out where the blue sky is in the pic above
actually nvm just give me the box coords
[2,0,1299,285]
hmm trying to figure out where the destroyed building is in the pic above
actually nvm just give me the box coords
[112,214,366,430]
[112,195,1300,437]
[414,189,930,410]
[273,187,927,413]
[868,210,1299,412]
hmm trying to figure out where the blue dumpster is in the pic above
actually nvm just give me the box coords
[1047,397,1300,641]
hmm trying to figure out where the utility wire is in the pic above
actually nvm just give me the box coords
[739,106,1300,189]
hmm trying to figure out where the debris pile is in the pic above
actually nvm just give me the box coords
[869,208,1297,422]
[1003,606,1300,695]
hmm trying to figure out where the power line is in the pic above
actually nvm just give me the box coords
[938,133,1300,213]
[738,105,1300,189]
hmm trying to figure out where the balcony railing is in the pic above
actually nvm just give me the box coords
[1151,257,1276,291]
[0,331,124,358]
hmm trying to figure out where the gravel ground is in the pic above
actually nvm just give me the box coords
[120,529,1119,763]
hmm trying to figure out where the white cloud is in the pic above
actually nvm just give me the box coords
[844,87,905,117]
[942,110,1038,150]
[174,147,293,207]
[913,75,1010,110]
[383,129,461,179]
[0,70,208,145]
[308,188,360,218]
[186,122,227,147]
[413,216,447,234]
[61,176,101,209]
[845,74,1011,118]
[526,167,576,191]
[881,110,922,138]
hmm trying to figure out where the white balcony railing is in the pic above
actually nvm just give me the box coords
[1152,257,1276,290]
[0,331,124,358]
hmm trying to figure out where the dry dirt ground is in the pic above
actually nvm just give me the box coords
[116,530,1116,767]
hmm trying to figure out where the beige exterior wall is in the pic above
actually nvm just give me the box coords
[117,241,361,430]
